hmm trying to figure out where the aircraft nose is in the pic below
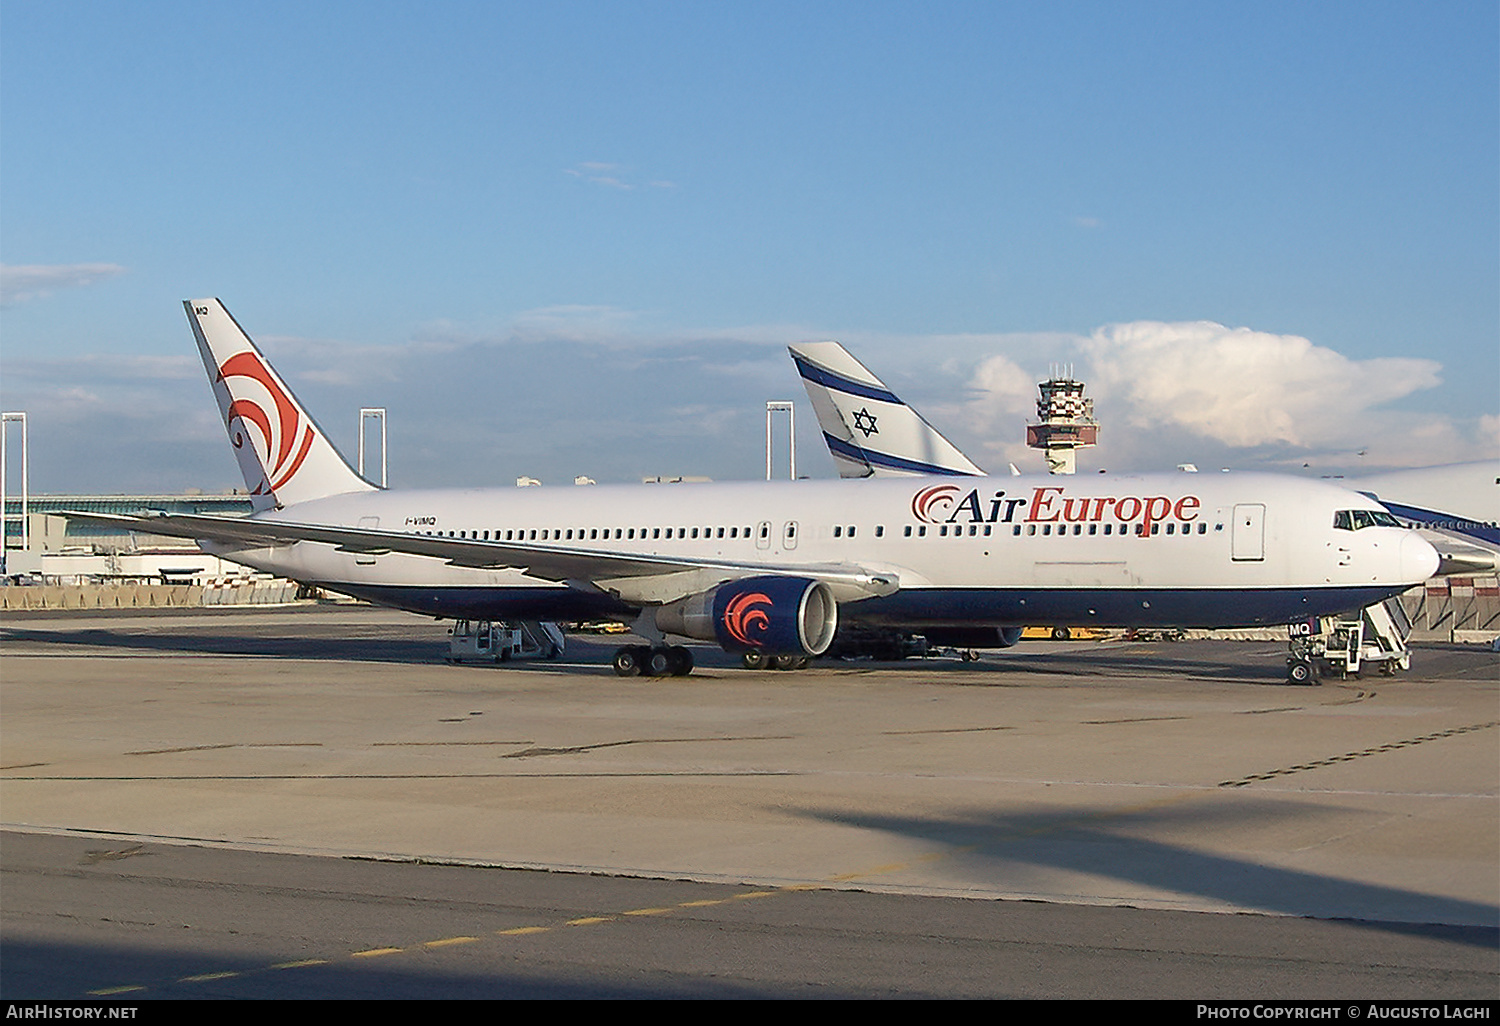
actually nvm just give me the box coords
[1400,533,1440,583]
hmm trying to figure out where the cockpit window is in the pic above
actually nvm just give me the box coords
[1334,509,1402,530]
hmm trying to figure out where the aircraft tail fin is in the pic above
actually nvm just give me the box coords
[185,299,377,510]
[789,341,985,478]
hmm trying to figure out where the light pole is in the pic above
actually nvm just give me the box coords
[357,408,387,487]
[765,401,795,481]
[1,412,29,559]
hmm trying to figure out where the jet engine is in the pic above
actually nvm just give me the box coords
[654,576,838,656]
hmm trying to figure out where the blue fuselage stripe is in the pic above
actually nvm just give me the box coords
[330,582,1405,631]
[1375,501,1500,548]
[792,355,903,404]
[824,433,975,476]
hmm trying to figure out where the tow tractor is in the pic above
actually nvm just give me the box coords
[1285,597,1413,684]
[446,619,566,664]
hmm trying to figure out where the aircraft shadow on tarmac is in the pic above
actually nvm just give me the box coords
[0,937,790,1000]
[0,626,448,666]
[797,802,1500,945]
[3,624,1310,684]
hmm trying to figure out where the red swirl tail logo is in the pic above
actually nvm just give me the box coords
[218,351,316,495]
[721,591,774,647]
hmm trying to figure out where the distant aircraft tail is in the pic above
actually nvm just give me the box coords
[789,341,985,478]
[185,299,377,510]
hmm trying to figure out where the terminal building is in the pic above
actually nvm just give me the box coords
[2,493,255,584]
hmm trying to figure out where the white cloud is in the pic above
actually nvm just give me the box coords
[7,312,1493,493]
[948,319,1490,473]
[1080,321,1440,447]
[563,162,678,191]
[564,162,633,189]
[0,263,126,304]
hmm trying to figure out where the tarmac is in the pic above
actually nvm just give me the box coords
[2,605,1496,997]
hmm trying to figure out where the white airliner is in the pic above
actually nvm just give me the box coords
[71,300,1439,676]
[1344,462,1500,574]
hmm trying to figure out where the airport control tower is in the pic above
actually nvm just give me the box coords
[1025,367,1098,474]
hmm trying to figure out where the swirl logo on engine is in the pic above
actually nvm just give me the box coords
[721,590,773,646]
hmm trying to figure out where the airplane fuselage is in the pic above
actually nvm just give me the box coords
[208,472,1435,631]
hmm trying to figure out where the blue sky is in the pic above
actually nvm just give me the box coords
[2,1,1495,493]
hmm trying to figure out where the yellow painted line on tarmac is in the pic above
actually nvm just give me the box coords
[498,926,550,936]
[677,898,729,907]
[731,890,777,900]
[623,906,674,916]
[352,946,404,958]
[422,936,479,948]
[88,985,146,996]
[271,958,330,969]
[179,970,240,982]
[565,916,615,926]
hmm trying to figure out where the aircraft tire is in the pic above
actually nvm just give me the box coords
[1287,659,1314,685]
[742,651,769,670]
[1051,627,1072,641]
[668,646,694,676]
[612,647,642,677]
[646,648,674,677]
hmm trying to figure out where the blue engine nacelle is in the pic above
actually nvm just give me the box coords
[654,576,838,656]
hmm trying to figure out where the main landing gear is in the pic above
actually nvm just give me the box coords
[613,645,694,677]
[740,651,810,670]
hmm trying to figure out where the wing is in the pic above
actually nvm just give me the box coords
[61,510,902,604]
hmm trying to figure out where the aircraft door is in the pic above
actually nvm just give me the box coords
[756,521,772,550]
[783,521,799,550]
[1231,504,1265,561]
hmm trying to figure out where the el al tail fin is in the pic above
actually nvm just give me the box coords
[185,299,377,510]
[789,341,985,478]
